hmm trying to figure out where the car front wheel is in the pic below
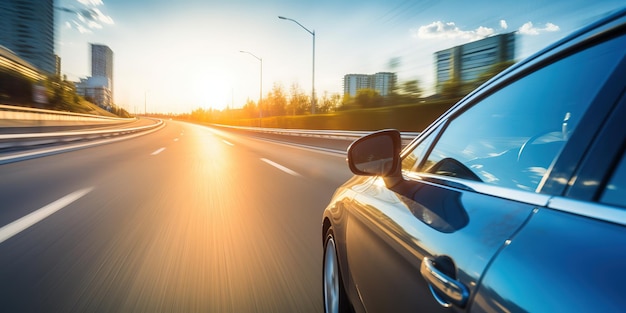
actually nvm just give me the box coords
[323,229,351,313]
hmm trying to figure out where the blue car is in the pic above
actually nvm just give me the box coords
[322,8,626,313]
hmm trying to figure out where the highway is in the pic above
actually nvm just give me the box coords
[0,120,353,312]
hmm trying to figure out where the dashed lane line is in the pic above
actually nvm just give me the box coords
[0,187,94,244]
[260,158,301,177]
[151,147,166,155]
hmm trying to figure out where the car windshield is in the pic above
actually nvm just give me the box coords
[0,1,623,312]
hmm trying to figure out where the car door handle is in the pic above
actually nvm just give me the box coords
[420,256,469,308]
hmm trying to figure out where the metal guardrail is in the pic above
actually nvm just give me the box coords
[0,119,164,150]
[0,104,133,123]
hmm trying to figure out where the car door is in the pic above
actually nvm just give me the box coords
[342,30,626,312]
[472,84,626,313]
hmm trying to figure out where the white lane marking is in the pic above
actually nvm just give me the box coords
[222,140,234,146]
[0,187,93,244]
[151,147,166,155]
[260,158,301,177]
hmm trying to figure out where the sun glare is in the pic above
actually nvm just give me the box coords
[190,73,234,111]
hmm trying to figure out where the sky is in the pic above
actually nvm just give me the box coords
[54,0,624,114]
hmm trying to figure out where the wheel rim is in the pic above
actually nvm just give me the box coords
[324,236,340,313]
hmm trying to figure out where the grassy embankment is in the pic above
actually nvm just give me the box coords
[215,99,458,132]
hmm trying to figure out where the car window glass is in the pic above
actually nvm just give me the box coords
[601,149,626,207]
[422,35,625,192]
[402,123,441,172]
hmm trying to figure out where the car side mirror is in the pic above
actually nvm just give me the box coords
[347,129,403,186]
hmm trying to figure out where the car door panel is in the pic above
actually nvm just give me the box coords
[471,206,626,313]
[344,176,537,312]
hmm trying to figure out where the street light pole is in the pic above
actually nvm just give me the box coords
[239,51,263,125]
[278,16,316,114]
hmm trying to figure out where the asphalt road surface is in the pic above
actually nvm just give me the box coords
[0,120,353,312]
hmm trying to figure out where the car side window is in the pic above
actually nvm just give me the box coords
[419,35,625,192]
[401,123,441,172]
[601,149,626,207]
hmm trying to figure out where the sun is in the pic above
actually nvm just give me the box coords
[186,72,235,111]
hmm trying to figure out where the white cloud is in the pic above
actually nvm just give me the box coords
[476,26,494,37]
[518,21,560,35]
[72,21,92,34]
[78,0,104,6]
[64,0,114,34]
[413,21,495,41]
[87,8,114,25]
[87,20,103,29]
[544,22,560,32]
[413,19,560,43]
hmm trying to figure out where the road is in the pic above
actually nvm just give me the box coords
[0,120,353,312]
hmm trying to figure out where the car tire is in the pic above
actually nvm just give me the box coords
[323,228,351,313]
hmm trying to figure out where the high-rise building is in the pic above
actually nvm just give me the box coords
[91,44,113,80]
[76,44,114,109]
[343,74,371,98]
[91,44,113,91]
[0,0,55,75]
[343,72,397,98]
[372,72,396,97]
[435,32,516,92]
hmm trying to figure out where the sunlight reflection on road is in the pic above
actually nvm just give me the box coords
[69,124,322,312]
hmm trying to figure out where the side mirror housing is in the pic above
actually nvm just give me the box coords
[347,129,403,186]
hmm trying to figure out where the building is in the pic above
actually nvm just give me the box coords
[435,32,516,92]
[55,55,61,78]
[91,44,114,96]
[91,44,113,84]
[372,72,396,96]
[0,0,55,75]
[76,76,112,109]
[343,72,397,98]
[76,44,114,109]
[343,74,370,98]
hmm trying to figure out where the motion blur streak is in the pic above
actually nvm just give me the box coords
[0,121,351,312]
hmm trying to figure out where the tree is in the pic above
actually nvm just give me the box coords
[288,83,309,115]
[266,83,287,117]
[391,79,422,105]
[439,78,474,101]
[354,89,382,108]
[45,75,83,111]
[338,94,354,111]
[400,80,421,100]
[191,107,216,123]
[440,78,459,100]
[242,98,258,119]
[318,91,341,113]
[473,60,516,87]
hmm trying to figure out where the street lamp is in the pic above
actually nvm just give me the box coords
[278,16,316,114]
[239,50,263,124]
